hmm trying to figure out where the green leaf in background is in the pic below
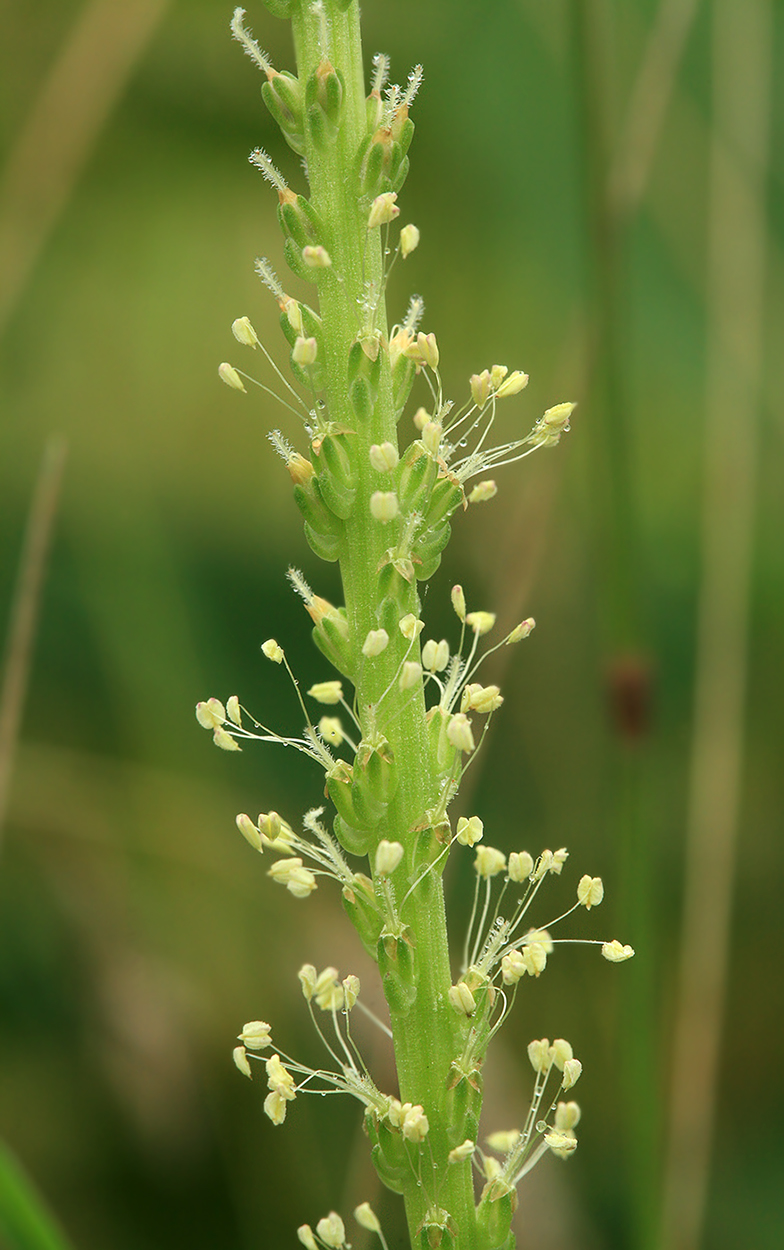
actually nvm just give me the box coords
[0,1141,76,1250]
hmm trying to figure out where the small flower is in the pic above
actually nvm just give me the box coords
[508,851,534,882]
[448,1139,475,1163]
[354,1203,381,1233]
[370,491,399,522]
[400,223,420,257]
[456,815,483,847]
[468,480,497,503]
[218,362,246,391]
[447,713,475,754]
[577,875,604,909]
[451,584,466,621]
[465,610,496,636]
[369,441,399,472]
[422,638,449,672]
[261,638,284,663]
[308,680,343,704]
[461,683,503,714]
[316,1212,346,1248]
[268,858,317,898]
[238,1020,272,1049]
[602,939,635,962]
[302,244,332,268]
[233,1045,252,1078]
[231,316,259,347]
[375,839,404,876]
[362,628,389,657]
[448,981,476,1017]
[368,190,399,227]
[475,845,506,878]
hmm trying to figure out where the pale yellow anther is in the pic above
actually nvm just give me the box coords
[470,370,492,409]
[231,316,259,347]
[486,1129,520,1154]
[297,1226,318,1250]
[524,928,553,953]
[375,839,404,876]
[196,698,226,729]
[422,420,442,455]
[316,1213,346,1248]
[308,680,343,705]
[298,963,317,1000]
[258,811,283,842]
[551,847,569,874]
[451,584,466,621]
[465,611,496,636]
[370,491,399,523]
[562,1058,582,1090]
[475,845,506,878]
[555,1101,581,1131]
[369,441,399,473]
[399,661,423,690]
[342,974,360,1010]
[238,1020,272,1049]
[236,813,262,851]
[399,222,420,258]
[226,695,242,725]
[314,967,343,1012]
[422,638,449,672]
[602,939,635,962]
[577,874,604,909]
[282,297,304,335]
[318,716,343,746]
[368,190,399,227]
[468,480,498,503]
[362,628,389,657]
[265,1053,296,1097]
[389,327,414,369]
[263,1088,288,1124]
[213,726,242,752]
[268,858,317,898]
[292,335,318,366]
[399,613,424,641]
[550,1038,574,1070]
[505,617,535,643]
[483,1157,502,1180]
[302,244,332,268]
[456,815,484,847]
[448,1139,475,1163]
[501,949,526,985]
[416,331,439,369]
[527,1037,552,1073]
[448,981,476,1017]
[490,364,509,389]
[354,1203,381,1233]
[261,638,284,663]
[413,406,430,431]
[218,362,246,391]
[532,849,554,881]
[544,1129,578,1156]
[494,369,529,398]
[508,850,534,882]
[521,942,547,977]
[233,1045,252,1078]
[402,1104,429,1143]
[461,683,503,714]
[446,712,475,754]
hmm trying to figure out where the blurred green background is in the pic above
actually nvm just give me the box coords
[1,1,782,1248]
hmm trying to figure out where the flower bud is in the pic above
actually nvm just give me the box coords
[562,1058,583,1090]
[506,617,535,643]
[550,1038,574,1070]
[555,1101,581,1131]
[399,613,424,640]
[551,847,569,874]
[218,362,246,391]
[402,1105,429,1143]
[213,726,241,751]
[314,967,343,1012]
[451,584,466,621]
[495,369,529,398]
[231,316,259,347]
[461,683,503,714]
[400,223,420,257]
[421,420,442,455]
[298,963,317,1000]
[342,974,360,1009]
[375,839,404,876]
[413,406,430,431]
[501,949,526,984]
[470,370,492,409]
[416,331,439,369]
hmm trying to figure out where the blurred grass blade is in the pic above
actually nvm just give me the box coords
[0,1141,76,1250]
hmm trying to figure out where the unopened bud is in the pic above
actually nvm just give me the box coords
[470,370,492,409]
[506,617,535,643]
[231,316,259,347]
[316,1213,346,1249]
[238,1020,272,1049]
[399,613,424,641]
[318,716,343,746]
[495,369,529,398]
[413,406,429,431]
[451,584,466,621]
[448,1139,475,1163]
[416,331,439,369]
[422,420,442,455]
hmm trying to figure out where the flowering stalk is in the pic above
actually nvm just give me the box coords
[205,4,634,1248]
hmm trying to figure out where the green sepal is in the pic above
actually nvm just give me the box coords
[315,469,355,520]
[476,1179,518,1250]
[261,74,305,154]
[425,477,464,528]
[292,481,343,538]
[366,92,384,133]
[347,339,381,422]
[378,930,417,1013]
[376,595,402,639]
[390,152,410,195]
[358,133,387,197]
[444,1062,483,1142]
[398,443,436,511]
[366,1114,408,1194]
[304,521,340,562]
[278,195,323,249]
[419,1212,458,1250]
[307,103,337,151]
[317,430,356,490]
[305,60,344,131]
[413,522,452,581]
[355,735,398,808]
[278,301,322,349]
[426,705,456,774]
[392,352,417,415]
[333,812,373,857]
[283,237,318,284]
[312,613,353,679]
[326,764,363,828]
[260,0,293,20]
[342,873,383,954]
[349,779,385,828]
[414,549,443,581]
[378,559,413,605]
[394,116,415,159]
